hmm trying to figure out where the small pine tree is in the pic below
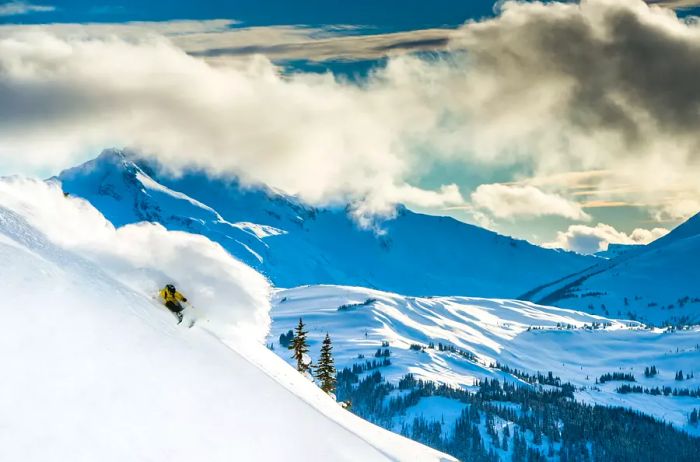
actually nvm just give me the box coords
[315,333,337,395]
[289,318,311,375]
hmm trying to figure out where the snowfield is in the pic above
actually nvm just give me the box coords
[0,177,453,462]
[269,285,700,435]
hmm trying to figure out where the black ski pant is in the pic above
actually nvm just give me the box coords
[165,301,184,322]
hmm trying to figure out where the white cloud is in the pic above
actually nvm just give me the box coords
[470,183,590,220]
[545,223,669,254]
[655,197,700,221]
[0,30,467,215]
[350,183,464,229]
[470,211,496,231]
[0,1,54,16]
[386,183,464,209]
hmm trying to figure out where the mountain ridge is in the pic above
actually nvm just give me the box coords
[521,211,700,324]
[57,149,597,298]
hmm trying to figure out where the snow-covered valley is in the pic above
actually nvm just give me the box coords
[268,285,700,437]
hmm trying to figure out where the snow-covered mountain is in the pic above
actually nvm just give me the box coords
[522,213,700,325]
[57,149,596,299]
[0,177,451,462]
[268,284,700,459]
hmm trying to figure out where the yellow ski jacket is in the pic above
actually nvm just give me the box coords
[159,288,187,305]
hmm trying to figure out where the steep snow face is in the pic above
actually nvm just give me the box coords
[523,213,700,325]
[268,285,700,433]
[57,149,596,298]
[0,178,452,462]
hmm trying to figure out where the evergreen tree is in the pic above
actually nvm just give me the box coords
[279,329,294,348]
[289,318,311,375]
[316,333,337,395]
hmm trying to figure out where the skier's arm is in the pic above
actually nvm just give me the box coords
[175,292,188,303]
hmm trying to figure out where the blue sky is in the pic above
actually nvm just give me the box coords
[1,1,498,27]
[6,1,699,26]
[0,0,698,252]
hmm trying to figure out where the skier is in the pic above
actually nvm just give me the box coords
[159,284,189,324]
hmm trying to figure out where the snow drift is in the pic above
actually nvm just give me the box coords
[0,176,451,461]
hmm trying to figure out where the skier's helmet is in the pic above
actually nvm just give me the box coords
[166,284,176,293]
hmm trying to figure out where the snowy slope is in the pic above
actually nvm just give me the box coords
[0,177,452,462]
[522,213,700,325]
[650,212,700,248]
[268,285,700,434]
[57,149,596,298]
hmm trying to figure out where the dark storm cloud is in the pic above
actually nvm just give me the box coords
[453,0,700,149]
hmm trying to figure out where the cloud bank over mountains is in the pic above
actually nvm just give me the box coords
[0,25,467,216]
[545,223,669,254]
[0,0,697,235]
[470,183,591,221]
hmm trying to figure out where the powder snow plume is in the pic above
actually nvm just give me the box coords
[0,176,271,342]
